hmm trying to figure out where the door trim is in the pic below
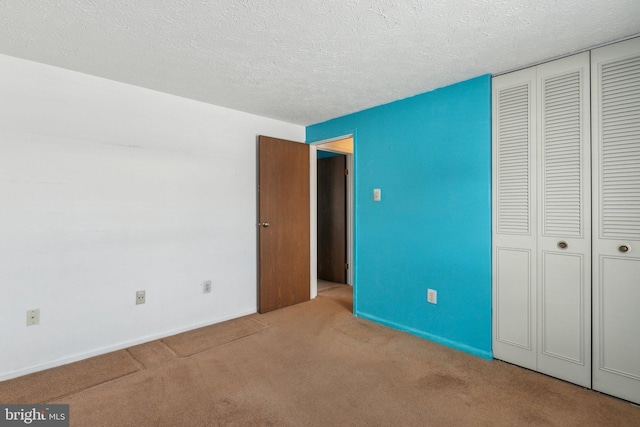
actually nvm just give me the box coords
[309,135,354,300]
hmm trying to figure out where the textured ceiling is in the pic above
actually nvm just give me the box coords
[1,1,639,125]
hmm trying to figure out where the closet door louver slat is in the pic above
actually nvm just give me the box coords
[600,57,640,240]
[542,71,583,237]
[497,84,531,235]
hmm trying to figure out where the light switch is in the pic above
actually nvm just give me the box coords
[373,188,381,201]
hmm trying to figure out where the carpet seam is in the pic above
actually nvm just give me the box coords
[124,348,147,371]
[172,327,272,359]
[245,315,271,328]
[43,366,142,404]
[159,339,179,358]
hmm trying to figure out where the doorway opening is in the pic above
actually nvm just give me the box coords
[309,136,354,301]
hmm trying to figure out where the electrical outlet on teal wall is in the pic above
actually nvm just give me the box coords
[307,75,492,359]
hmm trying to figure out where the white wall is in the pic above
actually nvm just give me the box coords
[0,54,305,380]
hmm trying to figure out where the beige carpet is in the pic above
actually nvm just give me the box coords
[162,316,269,357]
[0,350,141,404]
[1,285,639,426]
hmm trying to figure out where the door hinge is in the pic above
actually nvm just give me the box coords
[345,263,349,270]
[345,169,349,176]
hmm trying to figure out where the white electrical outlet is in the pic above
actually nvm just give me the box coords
[136,290,146,305]
[202,280,212,293]
[427,289,437,304]
[27,308,40,326]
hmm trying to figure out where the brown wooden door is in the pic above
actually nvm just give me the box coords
[258,135,310,313]
[317,155,347,283]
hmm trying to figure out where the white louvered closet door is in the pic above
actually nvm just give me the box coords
[492,67,538,370]
[493,54,591,386]
[592,37,640,404]
[536,53,591,388]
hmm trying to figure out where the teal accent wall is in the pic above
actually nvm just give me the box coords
[307,75,492,359]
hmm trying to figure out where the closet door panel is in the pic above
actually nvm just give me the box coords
[592,37,640,405]
[540,252,584,362]
[599,257,640,376]
[492,68,537,369]
[536,53,591,387]
[495,248,534,349]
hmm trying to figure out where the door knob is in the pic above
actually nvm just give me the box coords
[619,244,630,253]
[259,222,269,228]
[557,241,568,249]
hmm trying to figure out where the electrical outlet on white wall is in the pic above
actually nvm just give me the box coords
[26,308,40,326]
[202,280,212,293]
[136,290,146,305]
